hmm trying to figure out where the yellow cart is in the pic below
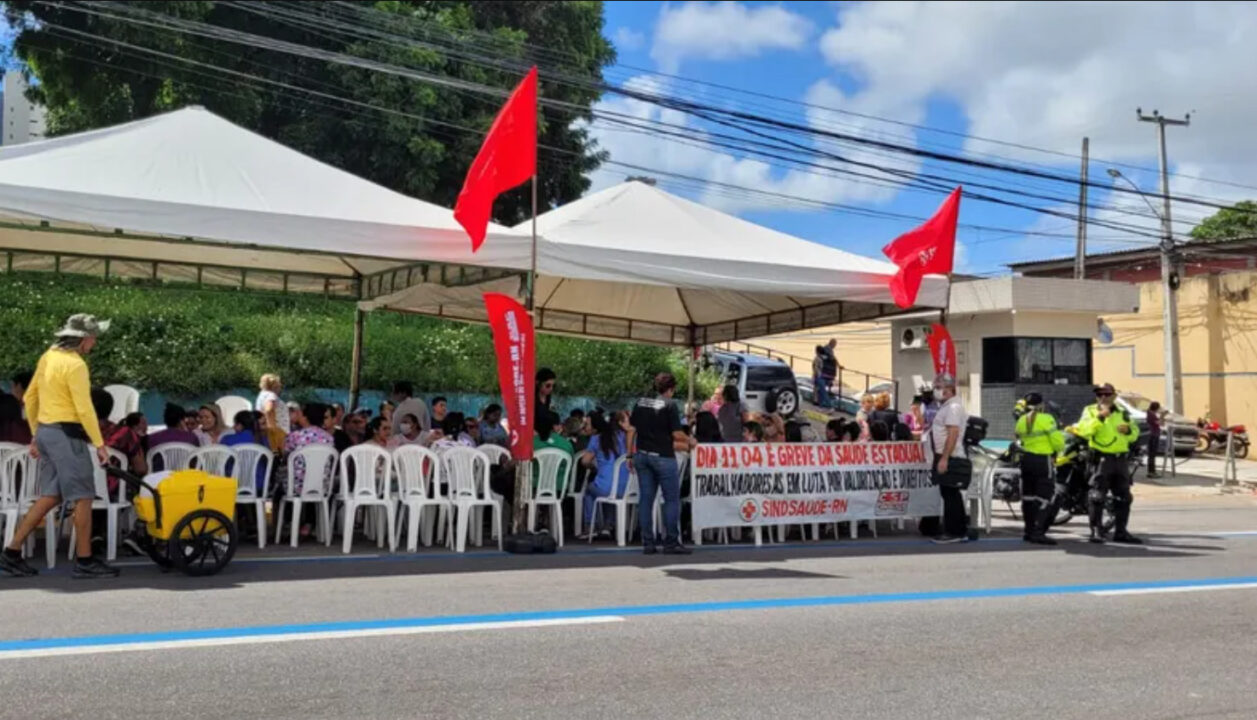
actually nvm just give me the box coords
[107,467,239,576]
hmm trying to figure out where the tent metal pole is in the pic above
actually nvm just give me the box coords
[348,307,364,411]
[687,346,697,411]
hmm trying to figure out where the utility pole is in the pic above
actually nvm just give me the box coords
[1137,108,1190,414]
[1074,137,1089,279]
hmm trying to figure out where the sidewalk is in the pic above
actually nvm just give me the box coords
[1137,453,1257,504]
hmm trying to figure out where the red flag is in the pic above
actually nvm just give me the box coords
[483,292,536,461]
[455,67,538,252]
[928,323,957,379]
[882,187,961,308]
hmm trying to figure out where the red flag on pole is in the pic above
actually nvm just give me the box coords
[455,67,538,253]
[483,292,536,461]
[927,323,957,378]
[882,187,961,308]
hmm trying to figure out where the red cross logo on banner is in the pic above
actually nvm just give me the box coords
[739,498,759,523]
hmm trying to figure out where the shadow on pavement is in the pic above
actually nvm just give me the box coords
[0,523,1224,595]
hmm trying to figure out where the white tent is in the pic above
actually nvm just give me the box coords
[0,105,946,351]
[0,106,528,296]
[363,180,948,346]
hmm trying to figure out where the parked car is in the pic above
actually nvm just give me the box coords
[796,375,859,416]
[706,351,800,418]
[1115,392,1197,456]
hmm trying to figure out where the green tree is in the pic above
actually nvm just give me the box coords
[1190,200,1257,242]
[3,0,613,224]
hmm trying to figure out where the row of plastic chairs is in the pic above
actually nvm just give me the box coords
[100,384,253,431]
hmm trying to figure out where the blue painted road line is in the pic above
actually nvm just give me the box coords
[2,574,1256,656]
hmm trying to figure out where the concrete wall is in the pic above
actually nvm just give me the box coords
[751,322,893,394]
[1095,270,1257,425]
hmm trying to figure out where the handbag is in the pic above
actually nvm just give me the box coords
[929,414,973,490]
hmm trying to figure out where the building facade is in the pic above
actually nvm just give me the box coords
[2,71,47,146]
[1009,238,1257,426]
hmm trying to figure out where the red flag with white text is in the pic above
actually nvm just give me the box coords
[455,67,538,252]
[928,323,957,379]
[484,293,536,461]
[882,187,961,308]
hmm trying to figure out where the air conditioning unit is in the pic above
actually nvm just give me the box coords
[899,325,931,351]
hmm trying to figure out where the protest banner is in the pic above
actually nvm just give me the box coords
[691,441,940,529]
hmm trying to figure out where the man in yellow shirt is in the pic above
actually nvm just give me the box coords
[0,314,119,578]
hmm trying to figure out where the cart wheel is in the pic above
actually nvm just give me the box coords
[169,509,238,576]
[144,540,172,570]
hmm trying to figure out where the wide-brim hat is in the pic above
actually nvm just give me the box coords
[54,313,111,338]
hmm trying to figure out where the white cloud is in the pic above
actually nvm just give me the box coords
[612,27,645,52]
[818,1,1257,213]
[584,75,925,217]
[650,2,814,73]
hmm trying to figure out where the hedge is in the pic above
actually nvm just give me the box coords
[0,273,718,403]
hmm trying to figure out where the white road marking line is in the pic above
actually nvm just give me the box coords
[0,616,624,660]
[1089,582,1257,597]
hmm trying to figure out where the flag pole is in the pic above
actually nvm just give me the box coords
[515,170,540,535]
[527,173,538,311]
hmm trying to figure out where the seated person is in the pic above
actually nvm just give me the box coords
[578,410,630,534]
[432,413,477,452]
[222,410,268,494]
[532,409,574,496]
[743,421,765,443]
[869,420,891,442]
[0,393,30,445]
[147,403,202,467]
[335,411,366,453]
[109,412,149,477]
[693,411,722,444]
[387,413,426,449]
[478,404,509,447]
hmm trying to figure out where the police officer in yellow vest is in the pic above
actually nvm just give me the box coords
[1015,392,1064,545]
[1075,383,1142,544]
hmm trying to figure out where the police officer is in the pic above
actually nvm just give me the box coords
[1075,383,1142,544]
[1014,392,1064,546]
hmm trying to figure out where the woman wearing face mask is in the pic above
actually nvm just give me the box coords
[387,413,424,449]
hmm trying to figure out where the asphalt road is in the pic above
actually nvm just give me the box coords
[2,496,1256,719]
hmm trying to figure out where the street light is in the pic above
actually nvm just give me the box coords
[1107,168,1163,220]
[1106,167,1183,413]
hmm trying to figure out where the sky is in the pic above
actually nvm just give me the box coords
[594,1,1257,274]
[3,3,1256,274]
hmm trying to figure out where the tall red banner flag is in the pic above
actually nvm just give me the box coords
[455,67,538,252]
[881,186,961,308]
[483,292,535,461]
[928,323,957,379]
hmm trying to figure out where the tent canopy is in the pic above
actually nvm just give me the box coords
[363,181,948,345]
[0,106,946,345]
[0,106,526,296]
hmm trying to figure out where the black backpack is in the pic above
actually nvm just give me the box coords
[503,532,558,554]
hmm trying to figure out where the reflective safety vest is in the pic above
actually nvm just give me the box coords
[1015,410,1065,456]
[1075,404,1139,454]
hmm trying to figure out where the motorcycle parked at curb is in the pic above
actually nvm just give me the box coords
[1195,418,1250,459]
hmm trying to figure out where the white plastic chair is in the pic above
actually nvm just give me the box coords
[590,456,639,547]
[103,384,140,424]
[443,447,502,553]
[527,448,570,546]
[189,445,233,477]
[0,444,24,553]
[566,450,591,538]
[146,442,198,474]
[654,451,690,545]
[69,449,131,561]
[8,448,58,567]
[215,395,254,427]
[338,445,396,554]
[393,445,451,552]
[275,444,336,548]
[230,443,274,549]
[478,444,510,540]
